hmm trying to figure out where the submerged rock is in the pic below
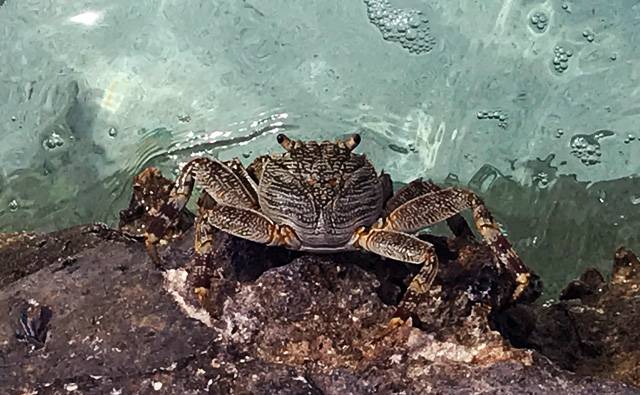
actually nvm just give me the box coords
[1,222,638,394]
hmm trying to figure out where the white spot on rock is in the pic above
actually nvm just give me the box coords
[163,269,213,327]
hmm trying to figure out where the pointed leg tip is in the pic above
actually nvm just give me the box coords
[511,272,531,301]
[388,316,406,328]
[194,287,209,305]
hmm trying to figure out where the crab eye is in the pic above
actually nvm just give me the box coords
[345,133,361,151]
[277,133,293,151]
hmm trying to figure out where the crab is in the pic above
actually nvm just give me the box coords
[144,133,531,317]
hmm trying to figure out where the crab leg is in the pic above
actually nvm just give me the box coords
[145,157,260,262]
[385,179,473,238]
[383,187,530,298]
[354,228,439,317]
[193,194,218,255]
[202,204,302,250]
[384,178,443,215]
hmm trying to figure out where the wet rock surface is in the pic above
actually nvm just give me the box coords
[501,247,640,387]
[0,225,639,394]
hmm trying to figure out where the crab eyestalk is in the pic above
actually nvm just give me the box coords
[344,133,361,151]
[277,133,294,151]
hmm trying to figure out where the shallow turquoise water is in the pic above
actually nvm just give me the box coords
[0,0,638,297]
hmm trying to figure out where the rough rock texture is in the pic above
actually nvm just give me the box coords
[500,246,640,387]
[0,224,639,394]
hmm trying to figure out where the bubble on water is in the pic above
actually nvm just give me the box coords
[552,45,572,74]
[8,199,18,212]
[569,129,614,166]
[108,127,118,138]
[583,29,595,42]
[631,194,640,205]
[529,10,549,33]
[475,109,509,128]
[42,132,65,150]
[365,0,436,55]
[533,171,550,189]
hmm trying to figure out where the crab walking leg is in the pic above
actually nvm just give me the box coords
[384,179,473,238]
[193,194,219,255]
[151,157,258,230]
[384,187,530,299]
[194,211,217,254]
[355,228,439,317]
[144,157,260,260]
[203,204,302,250]
[384,178,443,215]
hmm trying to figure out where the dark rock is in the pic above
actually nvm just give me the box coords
[500,247,640,387]
[0,226,638,394]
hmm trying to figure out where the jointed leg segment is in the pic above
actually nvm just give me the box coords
[354,182,530,320]
[354,227,439,318]
[144,157,277,263]
[382,185,530,300]
[202,204,302,249]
